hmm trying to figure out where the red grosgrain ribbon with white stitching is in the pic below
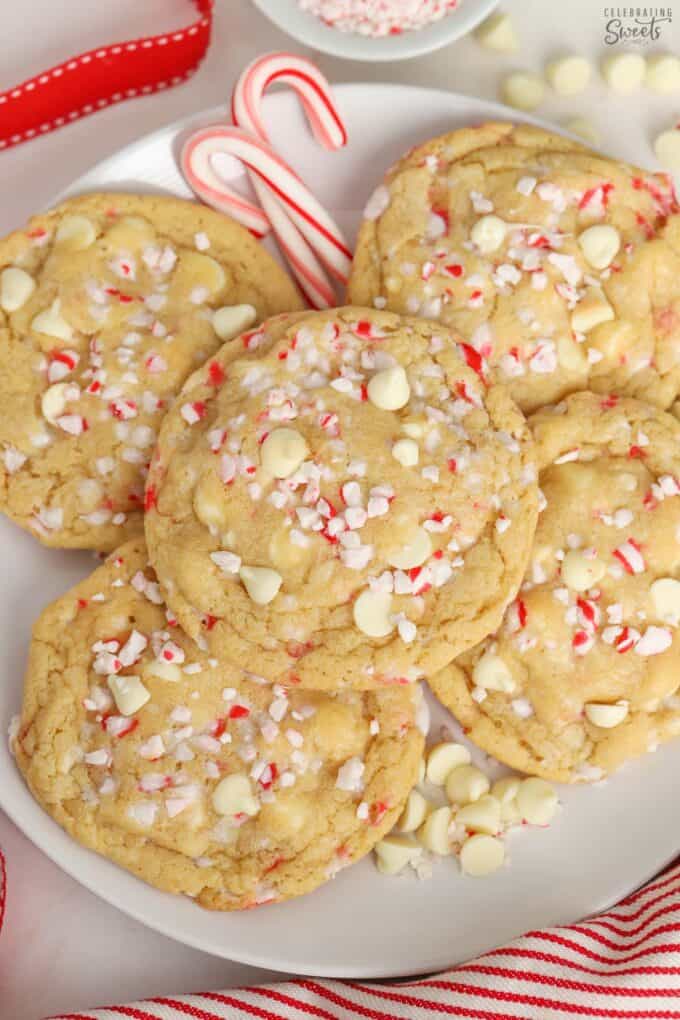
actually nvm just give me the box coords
[0,0,213,152]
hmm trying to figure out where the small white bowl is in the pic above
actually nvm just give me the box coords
[251,0,500,62]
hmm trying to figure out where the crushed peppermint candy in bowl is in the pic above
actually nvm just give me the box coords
[250,0,500,61]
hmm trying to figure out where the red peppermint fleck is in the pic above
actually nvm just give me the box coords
[369,800,389,826]
[77,598,88,610]
[207,362,225,386]
[447,458,457,473]
[228,704,250,720]
[27,227,47,238]
[101,715,139,739]
[277,350,288,360]
[635,212,655,240]
[444,263,464,278]
[527,234,552,249]
[212,718,227,739]
[459,342,487,382]
[264,856,286,875]
[572,630,591,650]
[259,762,279,790]
[600,395,619,410]
[455,380,475,404]
[578,182,613,210]
[144,485,157,512]
[287,640,314,659]
[643,490,658,511]
[615,626,637,653]
[360,383,369,402]
[203,614,218,631]
[613,538,646,575]
[629,445,646,459]
[433,549,444,560]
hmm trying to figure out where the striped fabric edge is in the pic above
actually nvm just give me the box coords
[45,860,680,1020]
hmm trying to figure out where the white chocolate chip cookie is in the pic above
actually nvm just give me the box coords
[0,193,302,550]
[14,539,422,909]
[431,392,680,782]
[145,307,538,690]
[349,122,680,413]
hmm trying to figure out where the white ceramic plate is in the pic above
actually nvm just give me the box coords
[250,0,499,62]
[1,83,678,980]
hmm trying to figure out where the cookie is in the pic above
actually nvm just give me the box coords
[0,193,303,550]
[145,306,538,690]
[13,539,423,910]
[348,122,680,413]
[430,392,680,782]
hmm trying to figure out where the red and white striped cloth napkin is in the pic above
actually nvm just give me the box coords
[19,855,677,1020]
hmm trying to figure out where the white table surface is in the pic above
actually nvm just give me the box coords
[2,1,679,1017]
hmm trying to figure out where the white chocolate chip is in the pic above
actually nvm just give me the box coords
[374,835,422,875]
[475,11,517,52]
[646,54,680,93]
[565,117,600,147]
[107,674,150,716]
[501,71,545,111]
[239,565,282,605]
[578,225,621,270]
[651,577,680,625]
[396,789,431,833]
[0,267,35,312]
[212,773,260,817]
[654,129,680,172]
[142,660,182,683]
[456,794,501,836]
[367,365,410,411]
[516,777,558,825]
[472,652,516,693]
[546,55,592,95]
[570,289,615,333]
[31,298,74,341]
[491,776,522,824]
[426,741,471,785]
[585,700,630,729]
[446,764,490,806]
[470,214,507,254]
[353,590,394,638]
[386,527,432,570]
[41,382,74,424]
[260,427,309,479]
[212,303,257,341]
[460,834,505,877]
[55,214,96,250]
[392,438,419,467]
[601,52,646,93]
[417,805,453,855]
[561,549,606,591]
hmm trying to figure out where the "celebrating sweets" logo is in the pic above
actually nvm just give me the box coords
[603,6,673,44]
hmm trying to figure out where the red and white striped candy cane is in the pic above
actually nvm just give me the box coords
[181,53,352,308]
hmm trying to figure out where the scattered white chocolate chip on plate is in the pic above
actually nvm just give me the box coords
[446,764,490,806]
[418,806,453,855]
[646,54,680,93]
[212,303,257,341]
[546,55,591,95]
[426,741,471,785]
[0,266,36,312]
[516,777,559,825]
[396,789,431,833]
[601,52,646,93]
[654,129,680,172]
[456,794,501,836]
[501,71,545,111]
[475,11,518,52]
[460,834,505,877]
[491,777,522,824]
[374,835,422,875]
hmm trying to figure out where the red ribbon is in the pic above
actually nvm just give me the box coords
[0,0,213,151]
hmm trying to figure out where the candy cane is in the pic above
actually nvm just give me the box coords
[181,53,351,309]
[232,53,352,286]
[181,126,341,307]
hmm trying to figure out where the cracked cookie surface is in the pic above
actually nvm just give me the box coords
[145,306,538,690]
[14,539,422,909]
[349,122,680,413]
[0,193,302,550]
[431,392,680,782]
